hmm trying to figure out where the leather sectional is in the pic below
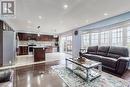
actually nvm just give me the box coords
[0,69,14,87]
[79,46,130,75]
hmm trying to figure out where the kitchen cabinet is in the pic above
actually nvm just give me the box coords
[36,35,53,41]
[0,20,14,31]
[28,33,37,40]
[37,35,48,41]
[43,35,49,41]
[34,48,45,62]
[0,20,3,29]
[48,35,53,41]
[18,33,28,41]
[18,33,37,41]
[18,32,54,41]
[19,46,28,55]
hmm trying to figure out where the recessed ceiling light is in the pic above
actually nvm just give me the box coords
[104,13,108,16]
[27,20,31,23]
[63,4,68,9]
[38,16,42,19]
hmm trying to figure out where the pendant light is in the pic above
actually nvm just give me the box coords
[53,29,58,38]
[37,26,40,36]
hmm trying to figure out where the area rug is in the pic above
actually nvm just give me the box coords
[52,66,129,87]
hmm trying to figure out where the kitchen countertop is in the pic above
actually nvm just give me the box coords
[33,46,46,48]
[33,46,54,49]
[19,45,28,46]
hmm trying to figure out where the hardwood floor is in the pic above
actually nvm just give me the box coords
[15,60,68,87]
[14,59,130,87]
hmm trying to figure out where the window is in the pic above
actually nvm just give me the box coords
[127,27,130,47]
[81,33,89,49]
[111,28,123,46]
[100,31,109,45]
[81,21,130,51]
[66,36,72,54]
[61,36,72,54]
[91,33,98,46]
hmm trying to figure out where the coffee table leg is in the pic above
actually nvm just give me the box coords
[86,69,89,83]
[65,59,67,68]
[98,64,102,74]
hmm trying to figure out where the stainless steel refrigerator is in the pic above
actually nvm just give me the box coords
[0,29,16,66]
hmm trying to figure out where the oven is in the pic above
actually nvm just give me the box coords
[28,44,36,54]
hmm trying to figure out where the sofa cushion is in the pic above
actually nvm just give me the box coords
[107,46,129,59]
[84,54,102,62]
[97,46,110,56]
[101,57,117,69]
[0,70,11,83]
[87,46,98,55]
[107,53,120,59]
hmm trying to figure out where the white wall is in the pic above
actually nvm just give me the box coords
[59,30,81,58]
[72,30,81,57]
[59,36,64,53]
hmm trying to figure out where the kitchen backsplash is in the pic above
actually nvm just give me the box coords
[18,41,28,46]
[19,41,55,47]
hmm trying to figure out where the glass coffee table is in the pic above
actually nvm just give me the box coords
[65,58,102,82]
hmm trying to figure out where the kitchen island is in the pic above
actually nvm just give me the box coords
[34,47,45,62]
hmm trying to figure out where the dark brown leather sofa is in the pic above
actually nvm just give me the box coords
[79,46,130,75]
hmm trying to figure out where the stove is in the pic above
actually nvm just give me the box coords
[28,44,36,55]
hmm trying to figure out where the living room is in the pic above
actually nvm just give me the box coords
[0,0,130,87]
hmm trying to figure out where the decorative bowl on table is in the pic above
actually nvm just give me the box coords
[77,57,86,63]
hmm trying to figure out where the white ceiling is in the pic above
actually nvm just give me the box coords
[4,0,130,35]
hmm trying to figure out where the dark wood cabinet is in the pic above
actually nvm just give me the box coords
[37,35,47,41]
[34,48,45,62]
[19,46,28,55]
[42,35,52,41]
[0,20,3,29]
[0,20,14,31]
[37,35,53,41]
[18,33,28,41]
[28,33,37,40]
[48,35,53,41]
[17,32,54,41]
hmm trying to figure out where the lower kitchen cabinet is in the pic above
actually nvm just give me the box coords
[34,48,45,62]
[19,46,28,55]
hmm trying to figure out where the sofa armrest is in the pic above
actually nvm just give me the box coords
[116,57,130,75]
[80,49,87,53]
[118,57,130,62]
[79,49,88,57]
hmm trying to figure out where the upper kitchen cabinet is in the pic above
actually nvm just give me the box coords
[18,33,38,41]
[48,35,53,41]
[37,35,43,41]
[0,20,3,29]
[37,35,53,41]
[17,32,55,41]
[0,20,14,31]
[18,33,28,41]
[28,33,37,40]
[43,35,49,41]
